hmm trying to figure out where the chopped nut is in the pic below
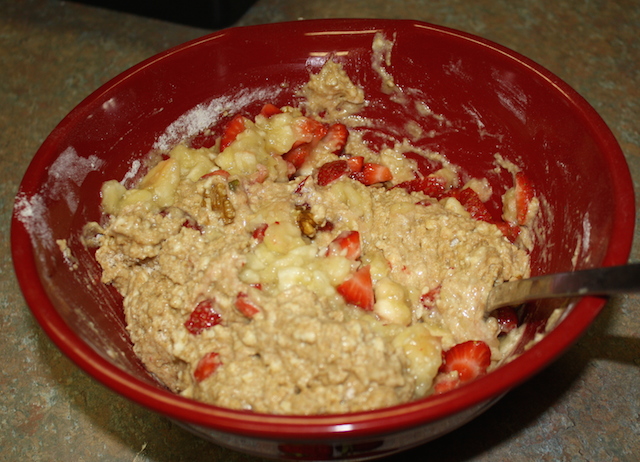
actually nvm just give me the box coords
[296,205,318,238]
[209,182,235,224]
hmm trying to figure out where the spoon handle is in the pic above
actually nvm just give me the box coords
[486,263,640,311]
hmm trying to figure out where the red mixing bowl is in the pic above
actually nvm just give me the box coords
[11,19,635,460]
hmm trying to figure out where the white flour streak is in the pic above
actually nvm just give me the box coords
[492,68,528,125]
[15,147,105,251]
[582,212,592,253]
[49,147,104,186]
[154,85,284,152]
[47,147,105,214]
[121,159,142,186]
[14,192,54,251]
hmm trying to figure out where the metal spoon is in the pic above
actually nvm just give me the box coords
[485,263,640,312]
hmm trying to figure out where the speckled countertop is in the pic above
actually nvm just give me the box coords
[1,0,639,460]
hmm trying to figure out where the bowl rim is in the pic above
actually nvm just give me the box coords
[11,18,636,439]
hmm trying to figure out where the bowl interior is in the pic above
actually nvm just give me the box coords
[12,19,634,437]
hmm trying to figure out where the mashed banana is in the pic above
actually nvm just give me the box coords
[90,54,536,415]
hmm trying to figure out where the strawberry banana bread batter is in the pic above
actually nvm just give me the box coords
[91,58,537,415]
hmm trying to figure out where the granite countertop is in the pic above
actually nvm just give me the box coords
[1,0,639,460]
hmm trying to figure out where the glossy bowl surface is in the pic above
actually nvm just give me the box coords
[11,19,634,460]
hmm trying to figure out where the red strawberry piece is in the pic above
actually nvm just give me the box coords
[200,169,230,180]
[259,103,282,118]
[220,114,246,151]
[194,352,222,382]
[439,340,491,383]
[317,220,335,233]
[319,123,349,155]
[293,117,328,147]
[235,292,261,318]
[515,172,534,225]
[252,223,268,241]
[420,285,441,309]
[433,374,461,394]
[348,168,364,183]
[355,163,392,186]
[422,176,448,198]
[395,177,424,194]
[346,155,364,173]
[166,208,203,234]
[317,160,350,186]
[326,230,361,260]
[396,175,447,198]
[337,265,374,311]
[283,142,313,169]
[184,299,222,335]
[491,306,519,334]
[293,176,309,194]
[494,220,521,243]
[182,217,203,234]
[450,188,493,222]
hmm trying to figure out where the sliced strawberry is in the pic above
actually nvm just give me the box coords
[422,176,449,198]
[420,285,441,309]
[317,160,350,186]
[449,188,493,222]
[252,223,268,241]
[184,299,222,335]
[346,155,364,173]
[337,265,374,310]
[326,230,361,260]
[194,352,222,382]
[396,175,447,198]
[491,306,519,334]
[283,142,313,169]
[165,208,203,234]
[317,220,335,233]
[319,123,349,155]
[293,117,328,147]
[396,177,427,194]
[200,169,230,180]
[293,176,309,195]
[494,220,521,243]
[235,292,261,318]
[515,172,534,225]
[433,374,461,394]
[182,217,203,234]
[220,114,246,151]
[259,103,282,118]
[354,163,392,186]
[439,340,491,383]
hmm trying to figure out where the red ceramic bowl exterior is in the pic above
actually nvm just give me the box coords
[11,19,635,460]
